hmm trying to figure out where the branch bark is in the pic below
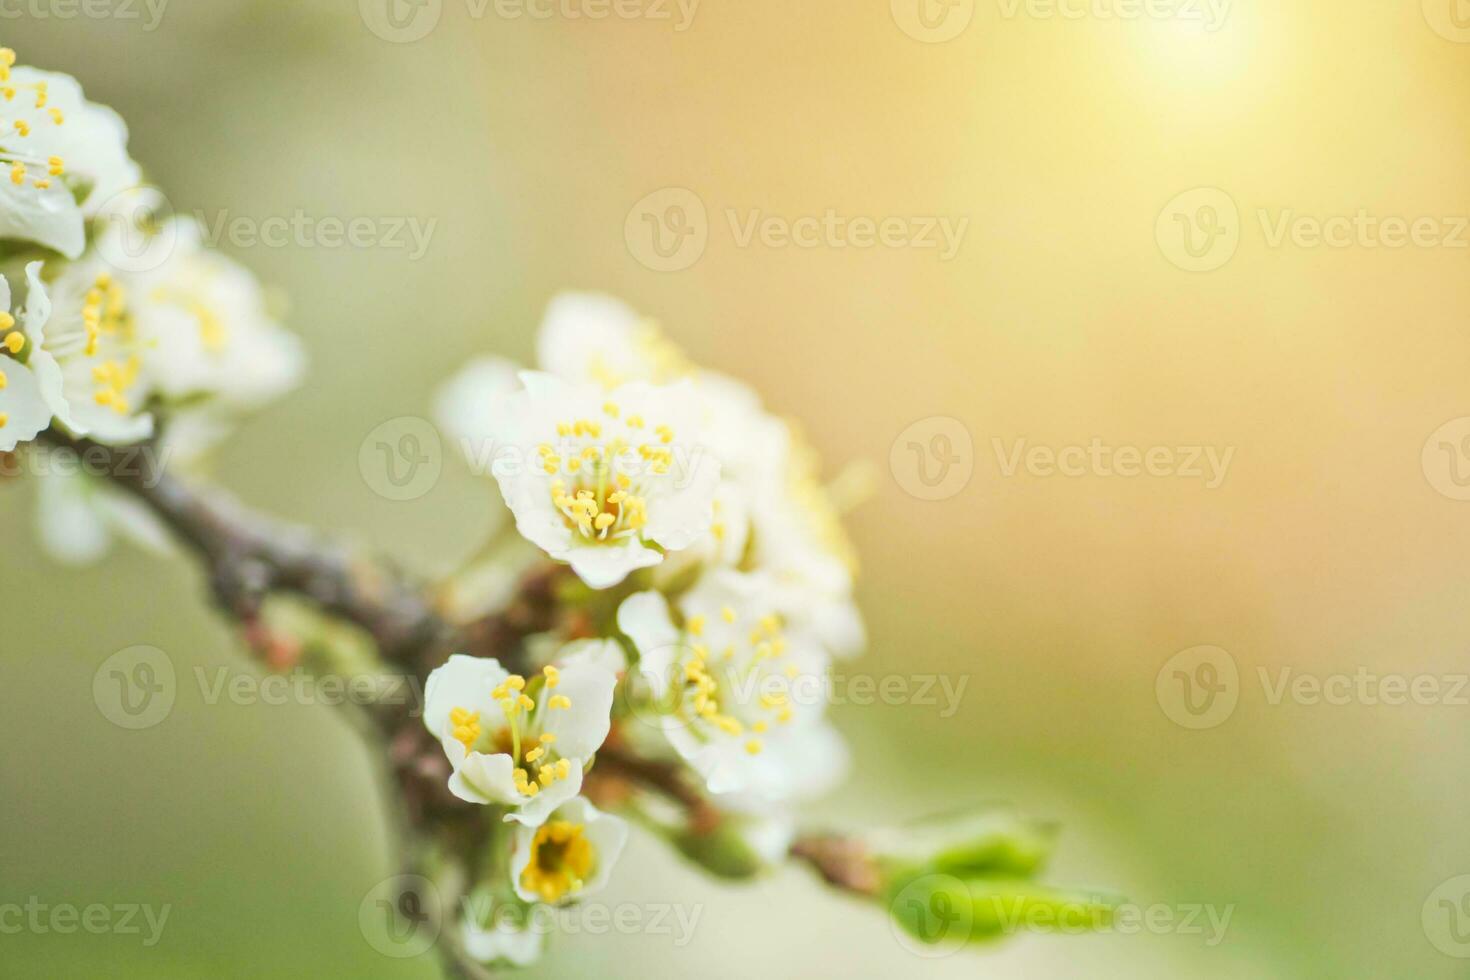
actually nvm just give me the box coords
[38,428,448,662]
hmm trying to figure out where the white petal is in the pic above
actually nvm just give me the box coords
[34,471,110,564]
[433,355,523,450]
[553,638,627,677]
[423,654,509,736]
[0,358,53,451]
[616,591,681,697]
[450,751,523,806]
[539,660,617,761]
[536,292,644,385]
[461,912,544,967]
[564,798,629,899]
[0,178,84,257]
[563,537,663,589]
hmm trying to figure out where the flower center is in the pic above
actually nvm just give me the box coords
[0,49,67,192]
[675,607,796,757]
[450,665,575,800]
[520,819,593,904]
[541,402,678,546]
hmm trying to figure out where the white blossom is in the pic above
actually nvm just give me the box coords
[0,262,57,450]
[422,641,622,826]
[509,796,628,905]
[488,371,721,589]
[617,570,849,810]
[0,51,139,259]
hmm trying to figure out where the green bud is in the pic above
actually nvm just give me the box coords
[887,872,1120,950]
[865,806,1058,880]
[671,821,772,880]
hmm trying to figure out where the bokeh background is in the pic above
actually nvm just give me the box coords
[3,1,1469,976]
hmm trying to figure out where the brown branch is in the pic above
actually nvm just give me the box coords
[38,428,449,662]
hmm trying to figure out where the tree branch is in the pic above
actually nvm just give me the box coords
[38,428,448,662]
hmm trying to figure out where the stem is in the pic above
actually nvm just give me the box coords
[37,428,447,662]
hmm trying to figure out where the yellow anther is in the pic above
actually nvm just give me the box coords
[47,156,62,176]
[721,606,737,624]
[745,739,763,755]
[542,665,560,688]
[10,162,24,185]
[539,732,555,744]
[686,615,705,637]
[524,746,545,764]
[602,401,620,417]
[505,675,526,691]
[13,120,27,136]
[47,107,62,124]
[517,693,535,711]
[0,412,7,428]
[548,695,571,710]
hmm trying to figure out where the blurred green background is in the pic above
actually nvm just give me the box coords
[3,1,1469,976]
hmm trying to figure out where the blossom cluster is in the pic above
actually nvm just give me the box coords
[0,49,304,559]
[427,294,866,965]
